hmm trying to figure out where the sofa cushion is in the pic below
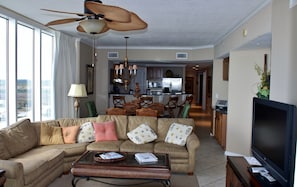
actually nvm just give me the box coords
[37,143,88,157]
[93,121,118,141]
[0,138,11,159]
[127,124,157,144]
[165,123,193,146]
[157,118,195,142]
[62,125,80,144]
[0,119,38,158]
[120,140,154,152]
[40,124,64,145]
[77,122,95,143]
[97,115,128,140]
[87,140,124,152]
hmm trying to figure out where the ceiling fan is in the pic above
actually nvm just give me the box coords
[42,0,148,34]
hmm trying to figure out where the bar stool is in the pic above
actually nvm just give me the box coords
[164,96,179,118]
[177,94,193,117]
[139,96,153,108]
[149,102,165,117]
[113,96,126,108]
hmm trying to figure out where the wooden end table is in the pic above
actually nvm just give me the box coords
[71,151,171,187]
[0,169,6,187]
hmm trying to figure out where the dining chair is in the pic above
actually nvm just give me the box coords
[136,108,158,117]
[180,103,191,118]
[177,94,193,117]
[106,107,127,115]
[164,96,179,118]
[113,96,126,108]
[85,101,98,117]
[139,96,153,108]
[149,102,165,117]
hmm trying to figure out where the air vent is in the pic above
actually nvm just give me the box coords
[176,52,188,59]
[108,52,119,59]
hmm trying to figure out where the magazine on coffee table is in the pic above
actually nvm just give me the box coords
[99,152,124,160]
[135,152,158,164]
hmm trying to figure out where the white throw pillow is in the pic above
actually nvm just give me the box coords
[77,122,95,143]
[127,124,157,144]
[165,123,193,146]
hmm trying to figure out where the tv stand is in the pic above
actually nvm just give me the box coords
[226,156,281,187]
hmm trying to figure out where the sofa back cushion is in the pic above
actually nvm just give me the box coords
[0,119,38,158]
[97,115,128,140]
[128,116,158,133]
[157,118,195,142]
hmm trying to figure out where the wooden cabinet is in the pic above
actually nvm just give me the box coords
[226,157,262,187]
[223,57,229,81]
[215,111,227,149]
[147,67,163,79]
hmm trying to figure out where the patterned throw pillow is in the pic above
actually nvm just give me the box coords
[165,123,193,146]
[77,122,95,143]
[127,124,157,144]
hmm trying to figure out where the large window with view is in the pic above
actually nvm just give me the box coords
[0,15,54,129]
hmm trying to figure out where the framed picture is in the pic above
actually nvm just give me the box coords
[86,64,94,94]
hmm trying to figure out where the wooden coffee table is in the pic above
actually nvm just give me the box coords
[71,151,171,187]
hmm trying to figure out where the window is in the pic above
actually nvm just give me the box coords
[0,17,7,128]
[0,15,54,128]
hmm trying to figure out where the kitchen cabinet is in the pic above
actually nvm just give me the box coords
[147,67,163,79]
[215,110,227,149]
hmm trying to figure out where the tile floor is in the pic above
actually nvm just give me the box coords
[189,105,227,187]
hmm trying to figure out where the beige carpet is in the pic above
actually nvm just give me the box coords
[49,173,199,187]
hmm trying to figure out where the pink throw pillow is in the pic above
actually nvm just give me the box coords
[62,125,80,144]
[93,121,118,142]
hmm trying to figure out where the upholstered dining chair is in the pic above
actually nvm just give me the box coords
[136,108,158,117]
[85,101,98,117]
[139,96,153,108]
[164,96,179,118]
[177,94,193,117]
[106,107,127,115]
[148,102,165,117]
[113,96,126,108]
[180,103,191,118]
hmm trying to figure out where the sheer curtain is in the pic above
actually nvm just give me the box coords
[53,31,80,118]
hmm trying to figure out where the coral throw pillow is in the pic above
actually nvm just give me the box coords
[62,125,80,144]
[93,121,118,142]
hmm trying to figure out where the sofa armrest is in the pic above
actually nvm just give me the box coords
[0,160,24,180]
[185,133,200,173]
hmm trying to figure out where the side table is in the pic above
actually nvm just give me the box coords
[0,169,6,187]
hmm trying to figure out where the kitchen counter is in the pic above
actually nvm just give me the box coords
[109,93,189,108]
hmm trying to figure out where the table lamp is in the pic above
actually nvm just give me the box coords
[68,84,87,118]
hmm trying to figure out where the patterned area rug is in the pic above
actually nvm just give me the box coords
[49,173,199,187]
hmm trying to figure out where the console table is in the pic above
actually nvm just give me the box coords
[226,156,281,187]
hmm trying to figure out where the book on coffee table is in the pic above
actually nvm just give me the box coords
[99,152,124,160]
[135,152,158,164]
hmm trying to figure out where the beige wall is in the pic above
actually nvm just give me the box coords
[226,49,271,156]
[214,2,272,58]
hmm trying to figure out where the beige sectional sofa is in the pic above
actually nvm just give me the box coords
[0,115,200,187]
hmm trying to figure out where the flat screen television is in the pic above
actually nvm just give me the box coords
[252,97,297,187]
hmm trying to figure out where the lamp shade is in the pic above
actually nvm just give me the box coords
[68,84,87,97]
[79,19,106,34]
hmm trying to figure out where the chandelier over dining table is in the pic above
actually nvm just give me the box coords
[113,36,137,90]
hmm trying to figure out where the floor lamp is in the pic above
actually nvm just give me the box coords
[68,84,87,118]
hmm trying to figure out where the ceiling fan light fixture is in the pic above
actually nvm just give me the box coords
[79,19,105,34]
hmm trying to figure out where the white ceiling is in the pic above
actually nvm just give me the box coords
[0,0,271,50]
